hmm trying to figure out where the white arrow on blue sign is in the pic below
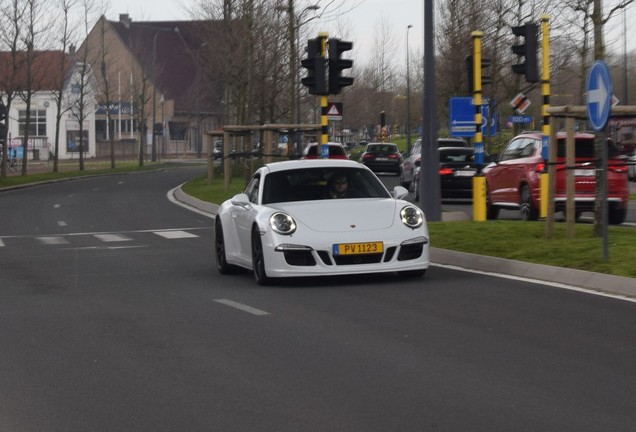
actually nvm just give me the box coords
[586,60,612,132]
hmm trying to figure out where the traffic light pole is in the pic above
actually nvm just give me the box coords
[319,33,329,155]
[471,31,486,222]
[540,15,551,221]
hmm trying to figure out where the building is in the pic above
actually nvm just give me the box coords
[81,14,225,159]
[0,50,98,161]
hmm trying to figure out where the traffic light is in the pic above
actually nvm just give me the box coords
[465,55,492,94]
[301,37,327,95]
[328,38,354,95]
[511,22,538,83]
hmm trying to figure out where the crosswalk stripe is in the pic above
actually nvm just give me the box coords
[153,230,199,239]
[38,236,70,245]
[94,234,133,242]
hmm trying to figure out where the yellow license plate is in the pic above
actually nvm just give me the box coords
[333,242,384,255]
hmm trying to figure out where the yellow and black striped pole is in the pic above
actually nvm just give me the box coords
[539,16,550,218]
[319,33,329,156]
[471,31,486,221]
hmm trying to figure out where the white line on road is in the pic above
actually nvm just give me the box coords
[38,236,70,245]
[57,221,67,227]
[214,299,271,316]
[154,230,198,239]
[94,234,133,242]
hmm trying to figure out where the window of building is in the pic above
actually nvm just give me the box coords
[19,110,47,136]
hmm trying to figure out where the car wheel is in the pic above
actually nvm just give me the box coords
[399,269,427,278]
[486,187,499,220]
[519,185,539,221]
[215,218,237,274]
[251,226,270,285]
[608,206,627,225]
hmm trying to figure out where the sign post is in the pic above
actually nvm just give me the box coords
[586,60,612,261]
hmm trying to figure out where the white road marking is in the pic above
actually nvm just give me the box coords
[154,230,198,239]
[94,234,133,242]
[57,221,67,227]
[214,299,271,316]
[53,204,61,209]
[0,239,5,247]
[38,236,70,245]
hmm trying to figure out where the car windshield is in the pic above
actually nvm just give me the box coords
[439,148,474,162]
[262,167,391,204]
[367,144,398,154]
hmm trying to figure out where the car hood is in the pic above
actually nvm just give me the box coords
[276,199,400,232]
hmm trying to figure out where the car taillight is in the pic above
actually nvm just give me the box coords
[388,154,399,159]
[536,163,545,172]
[610,165,627,174]
[362,153,374,161]
[439,167,454,175]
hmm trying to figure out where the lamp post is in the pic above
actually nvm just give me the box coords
[277,3,320,155]
[196,42,208,158]
[406,24,413,155]
[152,27,178,162]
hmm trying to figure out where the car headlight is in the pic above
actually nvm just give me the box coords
[400,205,424,229]
[270,212,297,235]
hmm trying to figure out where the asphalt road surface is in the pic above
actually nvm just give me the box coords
[1,167,635,431]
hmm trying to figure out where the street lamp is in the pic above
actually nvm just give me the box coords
[152,26,178,162]
[277,3,320,155]
[195,42,208,158]
[406,24,413,155]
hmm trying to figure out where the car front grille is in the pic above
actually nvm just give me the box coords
[280,243,424,267]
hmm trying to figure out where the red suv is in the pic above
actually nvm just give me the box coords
[482,131,629,224]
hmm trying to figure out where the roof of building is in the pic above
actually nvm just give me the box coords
[110,14,225,113]
[0,50,75,92]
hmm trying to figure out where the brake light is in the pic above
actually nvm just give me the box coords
[439,167,453,175]
[362,153,374,161]
[388,154,399,159]
[610,165,627,174]
[536,163,545,172]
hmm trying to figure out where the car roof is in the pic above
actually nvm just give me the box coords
[263,159,366,173]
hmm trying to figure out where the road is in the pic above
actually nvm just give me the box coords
[1,168,635,431]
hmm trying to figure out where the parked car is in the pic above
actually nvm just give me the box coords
[302,142,348,160]
[482,131,629,224]
[214,159,429,285]
[360,142,402,175]
[409,147,486,201]
[213,141,223,159]
[400,137,469,188]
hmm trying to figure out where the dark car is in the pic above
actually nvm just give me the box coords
[360,142,402,175]
[400,137,468,187]
[411,147,485,200]
[482,131,629,223]
[301,142,349,160]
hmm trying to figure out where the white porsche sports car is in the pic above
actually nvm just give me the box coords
[214,159,429,285]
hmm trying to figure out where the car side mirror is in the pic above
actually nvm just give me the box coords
[393,186,409,200]
[231,193,251,208]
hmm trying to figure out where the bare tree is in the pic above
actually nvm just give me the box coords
[50,0,77,172]
[66,0,98,171]
[17,0,49,176]
[0,0,27,179]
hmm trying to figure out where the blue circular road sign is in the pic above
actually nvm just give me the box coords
[586,60,612,131]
